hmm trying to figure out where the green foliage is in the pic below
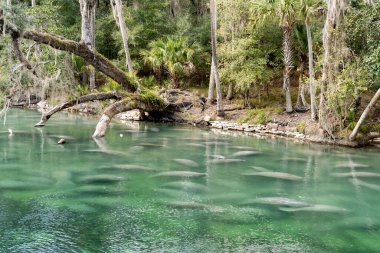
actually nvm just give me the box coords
[75,85,89,96]
[101,80,123,93]
[345,2,380,89]
[297,122,306,133]
[238,108,272,125]
[140,90,165,108]
[142,37,201,88]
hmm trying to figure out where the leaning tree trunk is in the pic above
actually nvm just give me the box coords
[92,94,160,138]
[283,26,294,113]
[79,0,96,90]
[13,30,136,92]
[111,0,134,72]
[210,0,224,117]
[35,91,122,126]
[306,23,317,121]
[349,88,380,141]
[207,61,215,104]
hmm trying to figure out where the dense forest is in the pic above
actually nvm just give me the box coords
[0,0,379,142]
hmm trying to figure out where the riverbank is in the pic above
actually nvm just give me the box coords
[23,97,379,149]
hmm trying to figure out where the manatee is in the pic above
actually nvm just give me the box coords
[232,151,261,157]
[84,149,126,156]
[186,143,206,148]
[243,171,303,181]
[79,174,124,184]
[129,146,145,152]
[334,162,369,168]
[111,164,156,172]
[155,171,207,177]
[149,127,160,132]
[331,172,380,178]
[349,179,380,191]
[139,143,165,148]
[208,158,245,164]
[242,197,311,208]
[231,146,258,150]
[251,166,270,172]
[279,204,348,213]
[162,181,208,191]
[173,159,199,167]
[210,155,226,160]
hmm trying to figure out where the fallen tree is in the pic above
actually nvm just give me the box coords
[4,26,206,138]
[35,91,123,127]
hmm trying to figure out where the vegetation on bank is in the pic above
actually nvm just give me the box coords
[0,0,379,141]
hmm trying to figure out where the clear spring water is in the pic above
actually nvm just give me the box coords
[0,109,379,253]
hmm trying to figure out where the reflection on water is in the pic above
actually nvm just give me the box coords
[0,109,379,252]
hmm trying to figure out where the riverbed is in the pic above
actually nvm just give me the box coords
[0,109,379,252]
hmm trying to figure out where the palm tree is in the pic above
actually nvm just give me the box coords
[210,0,224,116]
[254,0,297,113]
[142,37,198,88]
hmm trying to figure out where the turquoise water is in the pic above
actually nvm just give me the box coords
[0,109,379,252]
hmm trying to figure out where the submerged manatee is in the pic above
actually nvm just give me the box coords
[349,178,380,191]
[208,159,245,164]
[242,197,311,208]
[331,172,380,178]
[279,204,348,213]
[334,162,369,168]
[140,143,165,148]
[210,155,226,160]
[232,151,262,157]
[155,171,207,177]
[111,164,156,172]
[79,174,125,184]
[173,159,199,168]
[186,143,206,148]
[161,181,208,191]
[243,171,303,181]
[251,166,270,172]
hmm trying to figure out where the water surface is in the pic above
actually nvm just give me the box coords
[0,109,379,252]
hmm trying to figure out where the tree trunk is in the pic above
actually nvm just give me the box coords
[79,0,97,90]
[283,26,293,113]
[349,88,380,141]
[295,60,309,111]
[112,0,134,72]
[35,91,122,126]
[92,94,158,138]
[31,0,36,7]
[210,0,224,117]
[226,83,233,100]
[207,61,215,104]
[306,23,317,121]
[16,30,136,92]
